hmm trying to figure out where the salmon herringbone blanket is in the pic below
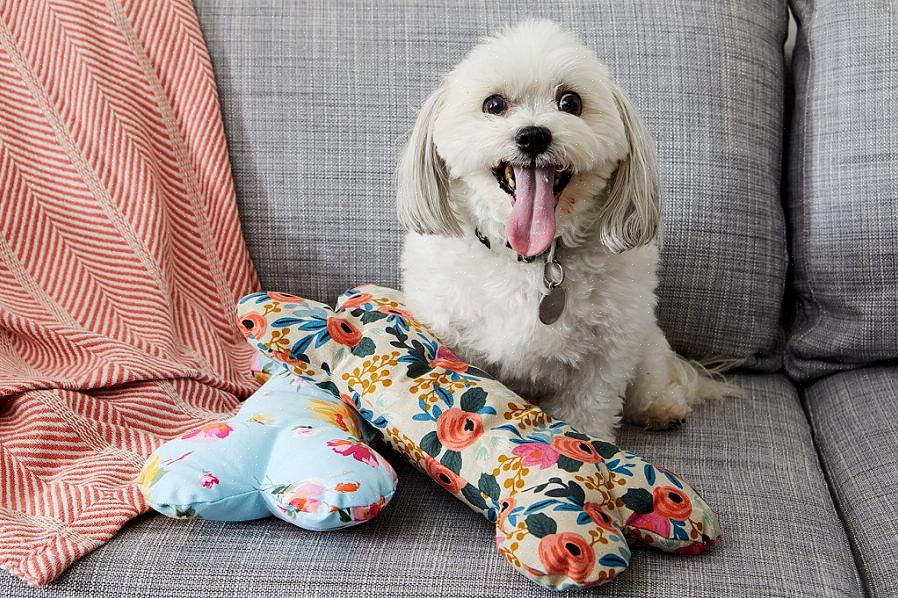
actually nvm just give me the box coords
[0,0,259,585]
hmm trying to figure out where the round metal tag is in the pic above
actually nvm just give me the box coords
[538,286,566,325]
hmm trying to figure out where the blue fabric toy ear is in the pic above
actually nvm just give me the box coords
[138,370,397,530]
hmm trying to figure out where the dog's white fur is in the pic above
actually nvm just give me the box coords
[396,20,733,441]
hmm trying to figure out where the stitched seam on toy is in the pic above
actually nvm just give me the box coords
[154,488,398,510]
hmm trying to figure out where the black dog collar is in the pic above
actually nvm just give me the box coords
[473,227,552,263]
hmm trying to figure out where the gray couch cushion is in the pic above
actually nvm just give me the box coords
[2,375,860,597]
[195,1,788,370]
[805,366,898,597]
[786,1,898,381]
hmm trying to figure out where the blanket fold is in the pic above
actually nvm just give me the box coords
[0,0,259,585]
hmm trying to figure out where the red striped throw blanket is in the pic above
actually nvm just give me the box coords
[0,0,259,585]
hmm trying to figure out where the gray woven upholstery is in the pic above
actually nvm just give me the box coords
[196,0,788,370]
[1,374,861,597]
[805,366,898,597]
[786,1,898,381]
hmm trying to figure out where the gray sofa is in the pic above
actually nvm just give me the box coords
[4,1,896,596]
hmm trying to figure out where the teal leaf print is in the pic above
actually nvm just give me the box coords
[662,469,684,489]
[405,362,432,379]
[621,488,654,514]
[556,455,583,473]
[360,310,388,324]
[644,463,656,485]
[478,473,501,500]
[420,431,442,457]
[316,381,340,398]
[461,483,488,511]
[671,519,689,540]
[270,317,304,327]
[460,388,487,413]
[174,506,201,520]
[592,440,620,459]
[599,553,629,568]
[525,513,557,538]
[441,450,462,474]
[435,386,454,407]
[351,337,376,357]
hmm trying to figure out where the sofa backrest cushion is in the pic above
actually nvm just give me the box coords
[194,1,788,370]
[786,1,898,381]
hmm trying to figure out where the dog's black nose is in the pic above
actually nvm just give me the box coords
[514,126,552,157]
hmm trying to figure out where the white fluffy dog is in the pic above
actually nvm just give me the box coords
[397,20,733,441]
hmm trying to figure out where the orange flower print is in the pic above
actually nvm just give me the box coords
[653,486,693,520]
[428,346,469,373]
[335,481,361,493]
[307,398,360,437]
[270,350,307,368]
[236,312,266,338]
[550,435,602,464]
[350,496,385,522]
[339,292,373,310]
[326,316,363,348]
[285,481,326,513]
[377,304,414,320]
[328,439,378,468]
[268,292,303,302]
[497,496,516,530]
[436,408,484,450]
[583,502,617,531]
[424,455,463,494]
[538,532,596,583]
[181,422,233,442]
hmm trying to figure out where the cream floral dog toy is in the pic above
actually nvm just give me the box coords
[236,285,721,590]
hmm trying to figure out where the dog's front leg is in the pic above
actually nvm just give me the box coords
[539,366,627,443]
[623,322,692,430]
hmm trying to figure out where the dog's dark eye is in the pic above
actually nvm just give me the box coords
[482,94,508,115]
[557,91,582,115]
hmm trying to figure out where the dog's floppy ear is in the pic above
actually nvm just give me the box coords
[396,84,461,236]
[598,84,662,253]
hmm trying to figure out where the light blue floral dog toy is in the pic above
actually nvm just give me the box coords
[138,354,397,530]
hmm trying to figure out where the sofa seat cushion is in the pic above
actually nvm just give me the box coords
[194,0,788,370]
[805,366,898,597]
[786,1,898,381]
[1,375,860,597]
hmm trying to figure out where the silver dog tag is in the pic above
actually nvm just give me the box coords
[539,286,566,325]
[539,240,566,325]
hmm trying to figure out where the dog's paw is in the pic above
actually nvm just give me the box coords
[624,394,691,432]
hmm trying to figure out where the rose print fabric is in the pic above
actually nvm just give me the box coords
[236,286,721,590]
[138,369,397,530]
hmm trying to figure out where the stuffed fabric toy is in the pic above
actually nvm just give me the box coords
[138,360,397,531]
[236,286,721,590]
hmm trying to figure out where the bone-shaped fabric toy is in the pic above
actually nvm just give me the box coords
[138,365,397,531]
[236,286,720,590]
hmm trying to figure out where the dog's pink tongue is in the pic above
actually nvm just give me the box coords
[506,165,556,257]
